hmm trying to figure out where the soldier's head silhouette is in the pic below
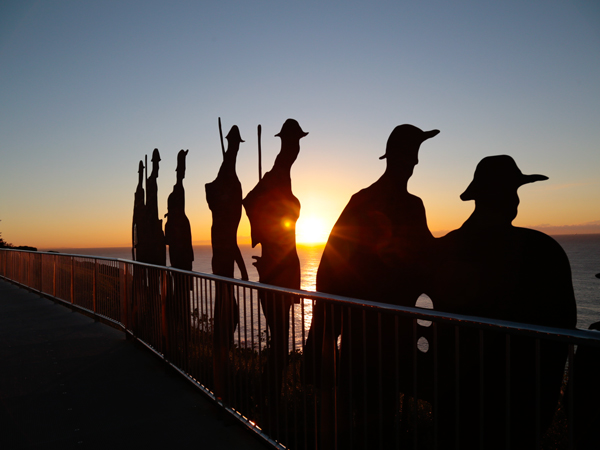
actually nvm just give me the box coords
[137,160,144,184]
[151,148,161,176]
[461,155,548,222]
[273,119,308,165]
[275,119,309,139]
[176,149,188,181]
[380,124,439,181]
[379,125,439,161]
[226,125,245,145]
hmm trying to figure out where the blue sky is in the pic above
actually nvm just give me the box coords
[1,0,599,248]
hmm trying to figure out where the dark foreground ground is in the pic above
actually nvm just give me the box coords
[0,278,268,450]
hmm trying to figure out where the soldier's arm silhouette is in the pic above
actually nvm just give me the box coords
[234,245,249,281]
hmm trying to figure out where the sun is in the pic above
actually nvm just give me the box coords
[296,216,330,245]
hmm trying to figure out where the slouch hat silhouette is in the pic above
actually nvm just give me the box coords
[378,124,439,160]
[460,154,548,200]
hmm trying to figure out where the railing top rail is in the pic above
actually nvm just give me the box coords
[2,247,598,346]
[1,247,123,264]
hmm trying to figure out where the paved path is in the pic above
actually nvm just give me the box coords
[0,279,269,449]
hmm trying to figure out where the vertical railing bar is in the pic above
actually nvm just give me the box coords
[313,301,320,450]
[197,276,202,381]
[250,287,256,420]
[235,283,242,410]
[301,297,307,450]
[93,258,98,317]
[433,321,438,450]
[454,326,460,450]
[412,316,418,450]
[479,329,484,450]
[53,254,56,298]
[70,256,74,304]
[189,276,195,378]
[535,338,541,449]
[208,278,213,386]
[347,305,352,450]
[291,299,298,450]
[200,277,206,383]
[505,334,511,450]
[196,277,202,380]
[378,312,383,450]
[185,273,190,370]
[277,293,283,443]
[228,281,234,403]
[362,309,367,450]
[568,344,574,450]
[38,253,43,293]
[120,261,128,337]
[242,285,249,418]
[394,315,399,450]
[259,288,266,432]
[182,273,187,371]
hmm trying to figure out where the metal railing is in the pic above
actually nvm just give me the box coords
[1,248,598,449]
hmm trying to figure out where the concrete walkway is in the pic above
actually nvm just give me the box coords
[0,279,269,450]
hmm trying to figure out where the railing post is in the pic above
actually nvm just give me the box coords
[93,258,98,318]
[53,254,56,298]
[39,253,43,293]
[161,268,169,359]
[120,261,128,337]
[70,256,74,304]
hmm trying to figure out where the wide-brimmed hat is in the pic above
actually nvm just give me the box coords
[460,155,548,201]
[226,125,244,143]
[379,124,439,160]
[275,119,308,139]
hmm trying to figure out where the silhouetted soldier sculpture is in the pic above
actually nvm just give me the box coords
[131,160,148,334]
[145,148,167,266]
[165,149,194,271]
[164,149,194,364]
[242,118,307,427]
[307,124,439,449]
[132,160,147,261]
[205,126,249,401]
[430,155,577,449]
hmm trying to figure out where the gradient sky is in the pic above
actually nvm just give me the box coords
[1,0,599,249]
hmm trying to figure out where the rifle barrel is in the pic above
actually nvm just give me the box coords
[258,124,262,180]
[218,117,225,158]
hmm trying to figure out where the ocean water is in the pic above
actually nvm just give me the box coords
[49,233,600,330]
[554,234,600,330]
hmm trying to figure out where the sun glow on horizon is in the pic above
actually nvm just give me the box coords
[296,216,331,245]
